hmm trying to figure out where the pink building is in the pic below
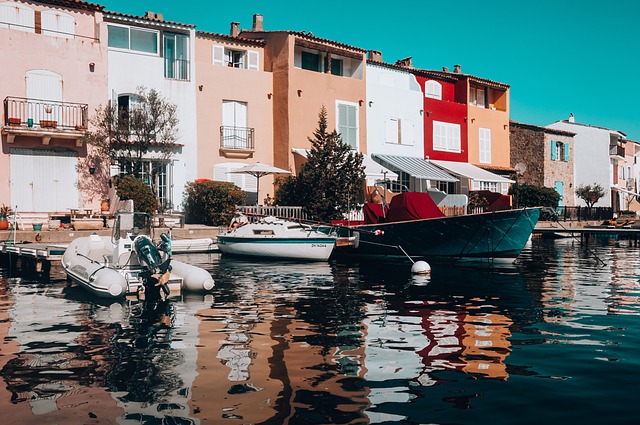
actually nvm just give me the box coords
[0,0,109,214]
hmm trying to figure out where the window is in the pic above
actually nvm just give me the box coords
[337,102,358,149]
[0,2,34,32]
[41,10,74,38]
[550,141,570,162]
[470,86,486,107]
[425,80,442,100]
[477,181,498,192]
[479,128,491,164]
[324,57,343,76]
[212,46,259,70]
[222,101,253,149]
[301,51,321,71]
[108,24,158,54]
[433,121,461,152]
[164,32,189,80]
[115,160,171,209]
[385,118,414,145]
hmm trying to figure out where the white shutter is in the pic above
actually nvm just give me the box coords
[247,50,259,70]
[400,119,414,145]
[0,2,34,32]
[212,45,225,66]
[479,128,491,164]
[385,118,398,144]
[41,10,75,39]
[433,122,445,150]
[477,88,486,107]
[26,70,63,125]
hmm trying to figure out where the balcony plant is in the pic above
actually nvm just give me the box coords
[0,204,12,230]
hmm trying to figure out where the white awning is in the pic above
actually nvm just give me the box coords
[372,154,458,182]
[292,148,397,180]
[430,159,514,184]
[613,187,640,197]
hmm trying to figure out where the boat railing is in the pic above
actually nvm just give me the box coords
[237,205,306,221]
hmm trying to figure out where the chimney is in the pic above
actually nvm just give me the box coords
[144,11,163,21]
[230,22,240,37]
[368,50,382,62]
[442,66,449,72]
[395,56,412,68]
[569,113,575,123]
[453,64,461,73]
[253,14,264,31]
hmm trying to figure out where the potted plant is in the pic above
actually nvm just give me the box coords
[0,204,12,230]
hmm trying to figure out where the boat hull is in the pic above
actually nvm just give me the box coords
[217,236,335,261]
[333,208,540,262]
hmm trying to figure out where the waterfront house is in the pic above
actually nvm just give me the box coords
[547,114,626,210]
[621,139,640,213]
[510,121,576,207]
[239,15,368,178]
[0,0,108,214]
[194,27,274,205]
[103,9,197,211]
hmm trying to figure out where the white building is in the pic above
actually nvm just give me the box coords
[104,10,198,210]
[547,114,626,209]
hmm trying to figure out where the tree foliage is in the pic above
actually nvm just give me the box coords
[510,182,560,208]
[114,175,158,214]
[575,183,606,208]
[183,180,246,226]
[275,106,365,222]
[83,86,180,179]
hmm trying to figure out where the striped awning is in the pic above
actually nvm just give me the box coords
[430,159,514,184]
[371,154,458,182]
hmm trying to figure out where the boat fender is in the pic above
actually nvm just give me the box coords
[411,260,431,275]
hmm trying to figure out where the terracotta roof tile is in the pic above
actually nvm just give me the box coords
[37,0,103,12]
[196,30,265,46]
[510,120,576,137]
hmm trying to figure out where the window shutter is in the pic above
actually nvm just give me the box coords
[247,50,259,70]
[550,140,557,161]
[563,142,570,162]
[385,118,399,144]
[212,45,225,66]
[400,119,414,145]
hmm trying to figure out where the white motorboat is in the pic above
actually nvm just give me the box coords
[62,212,215,299]
[217,216,337,261]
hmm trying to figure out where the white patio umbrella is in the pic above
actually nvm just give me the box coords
[227,163,291,204]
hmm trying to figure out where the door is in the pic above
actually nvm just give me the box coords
[10,149,78,212]
[26,70,63,126]
[554,181,564,207]
[222,101,248,148]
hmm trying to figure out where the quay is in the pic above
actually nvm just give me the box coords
[0,225,222,277]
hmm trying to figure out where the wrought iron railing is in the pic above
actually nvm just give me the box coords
[164,58,190,80]
[220,126,255,150]
[610,144,625,158]
[3,96,88,130]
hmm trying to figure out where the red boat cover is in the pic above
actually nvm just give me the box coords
[364,192,445,224]
[474,190,511,208]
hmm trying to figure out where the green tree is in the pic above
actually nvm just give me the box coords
[114,175,158,214]
[575,183,606,209]
[183,180,246,226]
[276,106,365,222]
[510,182,560,208]
[84,86,180,199]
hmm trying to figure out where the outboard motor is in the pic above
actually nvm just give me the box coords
[133,234,172,300]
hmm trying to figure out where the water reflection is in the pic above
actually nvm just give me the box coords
[1,240,640,424]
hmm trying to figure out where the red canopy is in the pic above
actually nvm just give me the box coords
[364,192,445,224]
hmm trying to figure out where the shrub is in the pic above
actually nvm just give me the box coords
[510,183,560,208]
[114,175,159,214]
[183,180,246,226]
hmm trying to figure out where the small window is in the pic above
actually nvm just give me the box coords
[325,58,343,76]
[41,10,75,38]
[226,50,245,68]
[470,86,486,108]
[301,51,321,71]
[0,2,35,33]
[108,25,158,54]
[433,121,461,152]
[425,81,442,100]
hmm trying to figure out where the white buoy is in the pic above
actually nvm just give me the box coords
[411,260,431,275]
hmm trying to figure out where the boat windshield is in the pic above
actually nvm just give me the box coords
[112,212,153,242]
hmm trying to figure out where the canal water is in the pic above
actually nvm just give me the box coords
[1,236,639,424]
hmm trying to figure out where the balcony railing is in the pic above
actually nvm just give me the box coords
[220,126,254,150]
[164,58,190,81]
[610,144,625,158]
[3,96,88,130]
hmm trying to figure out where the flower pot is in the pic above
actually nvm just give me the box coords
[101,199,110,213]
[8,117,21,126]
[40,120,57,129]
[32,223,43,231]
[0,218,8,230]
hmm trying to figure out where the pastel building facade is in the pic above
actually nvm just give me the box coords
[547,115,626,209]
[509,121,576,207]
[194,28,273,205]
[0,0,108,213]
[104,10,198,210]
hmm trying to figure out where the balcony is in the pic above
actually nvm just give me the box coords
[220,126,255,158]
[2,97,88,146]
[164,58,190,81]
[609,144,625,160]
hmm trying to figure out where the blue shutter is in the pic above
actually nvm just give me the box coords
[563,143,570,162]
[550,140,557,161]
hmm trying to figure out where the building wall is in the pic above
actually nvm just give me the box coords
[105,16,197,209]
[467,103,510,168]
[194,33,274,202]
[0,1,108,210]
[510,125,545,185]
[366,64,423,159]
[547,120,616,207]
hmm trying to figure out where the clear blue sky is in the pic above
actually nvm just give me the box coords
[99,0,640,141]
